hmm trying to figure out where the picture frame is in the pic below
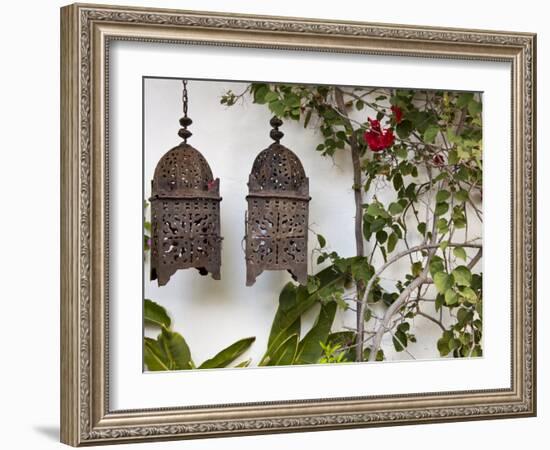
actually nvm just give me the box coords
[60,2,536,446]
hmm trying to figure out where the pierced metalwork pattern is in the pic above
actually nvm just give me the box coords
[150,143,222,285]
[154,144,214,195]
[251,144,307,192]
[246,120,310,286]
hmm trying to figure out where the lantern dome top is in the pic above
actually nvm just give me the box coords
[152,143,218,197]
[250,143,307,192]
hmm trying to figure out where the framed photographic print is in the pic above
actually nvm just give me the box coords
[60,3,537,446]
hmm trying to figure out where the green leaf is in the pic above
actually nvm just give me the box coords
[471,273,482,291]
[457,308,471,326]
[264,91,279,102]
[252,84,269,104]
[456,92,474,108]
[144,337,170,371]
[370,218,386,233]
[269,100,285,118]
[199,337,256,369]
[158,328,193,370]
[317,234,326,248]
[307,276,320,294]
[285,93,301,108]
[327,331,356,347]
[417,222,427,235]
[363,348,385,361]
[437,338,450,356]
[395,146,408,159]
[144,299,171,329]
[411,261,423,277]
[265,267,344,360]
[460,286,478,303]
[393,173,404,191]
[295,302,337,364]
[366,203,384,217]
[397,322,410,333]
[452,265,472,286]
[453,218,467,229]
[364,307,372,322]
[393,335,405,352]
[435,202,449,216]
[457,167,470,182]
[388,202,404,215]
[436,190,451,203]
[351,259,374,284]
[376,230,388,244]
[392,222,404,238]
[434,272,453,294]
[436,218,449,234]
[235,359,251,368]
[265,334,299,366]
[387,232,398,253]
[468,99,482,116]
[407,110,431,133]
[445,289,458,306]
[471,346,482,357]
[429,256,444,278]
[423,124,440,143]
[453,247,467,261]
[264,284,301,360]
[455,189,470,202]
[396,120,413,139]
[448,149,459,165]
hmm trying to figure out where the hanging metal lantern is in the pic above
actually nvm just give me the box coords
[150,80,222,286]
[245,117,310,286]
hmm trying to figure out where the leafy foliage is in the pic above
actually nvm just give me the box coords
[143,300,255,371]
[144,299,171,328]
[260,266,346,366]
[222,83,483,361]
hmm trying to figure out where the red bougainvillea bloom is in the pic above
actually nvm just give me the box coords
[432,154,445,166]
[363,118,395,152]
[391,105,403,124]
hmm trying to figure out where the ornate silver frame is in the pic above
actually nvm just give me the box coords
[60,3,536,446]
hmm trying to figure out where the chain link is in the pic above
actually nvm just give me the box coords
[182,79,188,116]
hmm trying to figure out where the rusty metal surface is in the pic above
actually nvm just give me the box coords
[150,142,222,286]
[245,117,310,286]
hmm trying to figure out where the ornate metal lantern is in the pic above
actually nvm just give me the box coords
[150,81,222,286]
[245,117,311,286]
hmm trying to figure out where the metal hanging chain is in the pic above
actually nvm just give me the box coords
[182,79,188,117]
[178,79,193,143]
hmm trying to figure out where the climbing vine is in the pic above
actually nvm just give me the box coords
[222,83,483,362]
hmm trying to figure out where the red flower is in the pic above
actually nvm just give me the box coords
[432,154,445,166]
[363,118,395,152]
[391,105,403,124]
[207,179,217,191]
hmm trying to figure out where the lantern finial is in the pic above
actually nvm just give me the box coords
[178,80,193,142]
[269,116,284,143]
